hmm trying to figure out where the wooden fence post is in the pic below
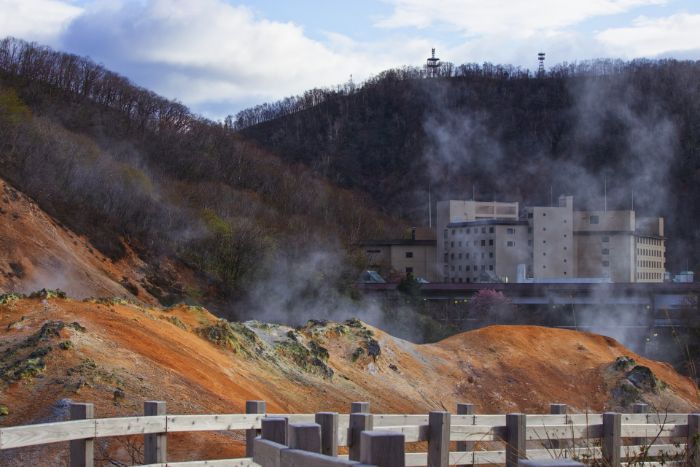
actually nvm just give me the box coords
[144,401,167,464]
[632,403,649,447]
[550,403,568,450]
[428,411,450,467]
[349,413,373,461]
[360,431,405,467]
[288,422,322,453]
[351,401,370,413]
[261,417,288,445]
[505,413,525,467]
[69,403,94,467]
[688,413,699,467]
[456,403,474,467]
[246,400,266,457]
[315,412,339,456]
[602,412,621,467]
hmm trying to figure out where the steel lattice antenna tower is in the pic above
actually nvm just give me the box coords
[427,48,440,78]
[537,52,546,75]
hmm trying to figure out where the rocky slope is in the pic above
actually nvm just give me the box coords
[0,178,148,301]
[0,296,697,465]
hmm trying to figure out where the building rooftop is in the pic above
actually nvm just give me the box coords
[357,239,436,247]
[447,219,529,228]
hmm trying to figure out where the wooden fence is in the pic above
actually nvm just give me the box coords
[0,400,698,467]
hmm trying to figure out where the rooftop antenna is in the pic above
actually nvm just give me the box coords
[427,48,440,78]
[631,191,635,212]
[537,52,546,76]
[428,183,432,228]
[604,175,608,212]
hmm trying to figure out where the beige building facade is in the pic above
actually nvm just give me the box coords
[436,196,666,283]
[360,228,438,281]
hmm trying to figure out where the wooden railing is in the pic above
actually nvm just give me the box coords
[0,400,698,467]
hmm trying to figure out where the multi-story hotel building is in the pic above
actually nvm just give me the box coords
[436,196,666,283]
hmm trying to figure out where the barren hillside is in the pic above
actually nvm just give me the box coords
[0,296,697,465]
[0,178,155,302]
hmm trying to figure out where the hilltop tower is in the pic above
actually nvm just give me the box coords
[537,52,546,75]
[427,48,440,78]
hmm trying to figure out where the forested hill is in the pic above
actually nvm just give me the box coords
[0,38,396,313]
[237,60,700,271]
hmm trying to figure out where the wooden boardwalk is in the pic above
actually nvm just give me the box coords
[0,400,697,466]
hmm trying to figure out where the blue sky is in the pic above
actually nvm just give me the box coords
[1,0,700,119]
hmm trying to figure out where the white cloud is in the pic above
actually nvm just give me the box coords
[377,0,665,36]
[597,13,700,57]
[55,0,428,118]
[0,0,83,44]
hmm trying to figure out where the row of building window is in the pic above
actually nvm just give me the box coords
[638,237,662,246]
[638,260,663,268]
[637,248,662,257]
[637,271,662,280]
[449,264,494,272]
[446,227,496,237]
[445,252,494,261]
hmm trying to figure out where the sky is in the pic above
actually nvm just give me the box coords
[1,0,700,120]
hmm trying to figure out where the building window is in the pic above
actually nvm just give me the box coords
[602,248,609,255]
[481,265,486,271]
[507,228,515,235]
[451,265,455,271]
[452,229,455,235]
[602,236,610,242]
[451,241,454,247]
[405,252,413,258]
[481,240,486,246]
[451,253,455,260]
[543,212,547,216]
[458,278,463,283]
[458,253,462,259]
[466,228,470,234]
[466,253,470,259]
[466,265,470,271]
[507,241,514,247]
[603,260,610,267]
[489,265,494,271]
[444,253,448,262]
[444,230,448,239]
[489,252,494,258]
[458,241,462,247]
[405,267,413,274]
[458,265,462,271]
[482,227,486,233]
[489,239,494,246]
[528,212,533,218]
[489,227,494,233]
[590,215,599,224]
